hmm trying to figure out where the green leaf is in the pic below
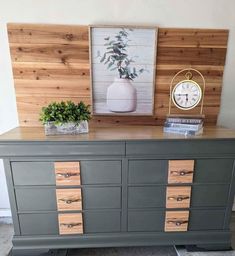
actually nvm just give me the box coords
[100,53,106,63]
[39,101,91,125]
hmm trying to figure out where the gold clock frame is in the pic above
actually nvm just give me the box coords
[168,68,206,116]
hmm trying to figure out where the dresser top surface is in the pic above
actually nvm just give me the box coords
[1,126,235,142]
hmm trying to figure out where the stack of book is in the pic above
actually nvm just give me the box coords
[163,117,203,136]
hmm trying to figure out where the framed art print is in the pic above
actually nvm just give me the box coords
[90,26,158,115]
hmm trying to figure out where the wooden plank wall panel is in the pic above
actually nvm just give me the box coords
[7,24,228,127]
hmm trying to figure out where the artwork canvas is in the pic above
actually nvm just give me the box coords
[90,26,157,115]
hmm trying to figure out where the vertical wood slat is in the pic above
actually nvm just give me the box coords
[7,23,229,127]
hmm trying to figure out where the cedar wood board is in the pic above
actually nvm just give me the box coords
[7,23,229,126]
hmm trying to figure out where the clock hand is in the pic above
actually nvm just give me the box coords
[175,94,188,96]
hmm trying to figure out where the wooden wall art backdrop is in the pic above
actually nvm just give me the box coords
[7,23,228,126]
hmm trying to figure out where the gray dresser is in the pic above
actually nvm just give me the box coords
[1,126,235,255]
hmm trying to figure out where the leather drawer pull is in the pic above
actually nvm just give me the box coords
[167,220,188,226]
[56,172,80,178]
[171,170,193,176]
[168,196,190,201]
[60,222,82,228]
[59,198,82,204]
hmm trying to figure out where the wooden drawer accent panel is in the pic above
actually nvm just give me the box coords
[168,160,194,184]
[165,211,189,232]
[56,189,82,211]
[58,213,83,235]
[166,186,191,208]
[54,162,80,186]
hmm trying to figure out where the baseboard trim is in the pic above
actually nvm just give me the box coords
[0,209,11,217]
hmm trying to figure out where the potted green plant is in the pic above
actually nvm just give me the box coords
[97,28,146,112]
[39,101,91,135]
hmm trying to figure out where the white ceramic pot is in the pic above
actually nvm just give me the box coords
[106,78,137,112]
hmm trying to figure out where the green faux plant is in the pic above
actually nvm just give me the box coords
[39,101,91,125]
[97,28,145,80]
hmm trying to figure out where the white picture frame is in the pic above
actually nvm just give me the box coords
[89,25,158,116]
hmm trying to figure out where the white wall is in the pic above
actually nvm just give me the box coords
[0,0,235,215]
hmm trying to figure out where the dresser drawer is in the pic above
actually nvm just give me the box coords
[128,160,167,184]
[3,142,125,157]
[12,162,56,186]
[168,160,194,184]
[189,209,225,231]
[19,211,121,235]
[16,188,57,211]
[191,184,230,207]
[194,159,234,183]
[19,213,59,235]
[128,186,165,208]
[12,160,122,186]
[82,187,121,209]
[128,210,165,232]
[126,140,235,156]
[166,186,191,209]
[80,161,121,184]
[16,187,121,211]
[84,211,121,233]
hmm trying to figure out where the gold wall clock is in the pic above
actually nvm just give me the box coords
[168,68,205,117]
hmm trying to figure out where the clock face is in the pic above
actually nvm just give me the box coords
[172,80,202,110]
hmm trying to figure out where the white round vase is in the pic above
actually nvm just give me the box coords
[106,78,137,112]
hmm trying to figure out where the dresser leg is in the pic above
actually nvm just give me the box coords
[186,244,232,251]
[9,248,68,256]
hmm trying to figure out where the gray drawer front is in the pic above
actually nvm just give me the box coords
[84,211,121,233]
[16,187,121,211]
[83,187,121,209]
[191,184,230,207]
[16,188,57,211]
[81,161,121,184]
[126,140,235,156]
[19,213,59,235]
[189,209,225,231]
[12,162,55,186]
[1,142,125,157]
[194,159,234,183]
[12,161,122,186]
[128,210,164,231]
[19,211,121,235]
[128,160,167,184]
[128,186,165,208]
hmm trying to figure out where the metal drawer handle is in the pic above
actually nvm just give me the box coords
[59,198,82,204]
[60,222,82,228]
[168,196,190,202]
[171,170,193,176]
[167,220,188,226]
[57,172,80,178]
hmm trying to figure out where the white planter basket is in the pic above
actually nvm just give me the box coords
[44,121,89,135]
